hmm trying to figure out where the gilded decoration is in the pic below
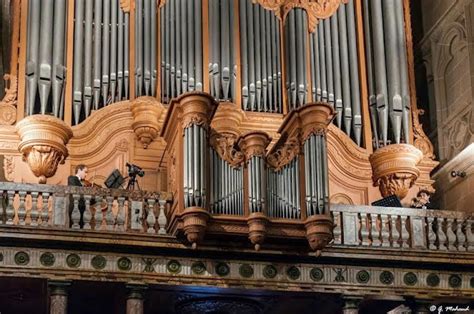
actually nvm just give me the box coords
[369,144,423,200]
[0,74,18,125]
[130,96,164,148]
[16,115,73,183]
[253,0,345,32]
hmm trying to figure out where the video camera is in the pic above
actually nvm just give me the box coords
[126,162,145,177]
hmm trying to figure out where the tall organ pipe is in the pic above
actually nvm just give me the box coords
[83,0,93,117]
[52,0,67,118]
[73,0,84,124]
[38,0,54,114]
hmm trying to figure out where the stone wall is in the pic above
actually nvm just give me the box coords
[419,0,474,212]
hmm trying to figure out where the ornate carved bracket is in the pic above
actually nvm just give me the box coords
[209,132,244,168]
[369,144,423,200]
[238,131,271,161]
[16,115,73,183]
[253,0,345,32]
[0,74,18,125]
[130,96,164,148]
[267,135,301,171]
[119,0,133,12]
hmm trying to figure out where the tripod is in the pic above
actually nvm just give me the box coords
[126,175,141,191]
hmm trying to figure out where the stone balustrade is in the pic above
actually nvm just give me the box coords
[0,182,171,235]
[331,204,474,252]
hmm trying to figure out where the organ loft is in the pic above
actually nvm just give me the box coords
[0,0,472,313]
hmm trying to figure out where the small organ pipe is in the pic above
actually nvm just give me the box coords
[324,18,334,105]
[338,5,352,138]
[331,13,343,126]
[102,0,111,104]
[117,8,124,101]
[52,0,66,118]
[83,0,93,117]
[371,0,389,145]
[346,0,362,146]
[187,0,195,90]
[296,9,305,107]
[73,0,84,124]
[317,20,326,102]
[195,0,203,91]
[240,0,249,109]
[26,0,40,116]
[38,0,54,114]
[93,0,102,110]
[151,1,157,96]
[144,0,151,95]
[110,0,118,102]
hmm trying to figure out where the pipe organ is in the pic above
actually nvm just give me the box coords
[20,0,415,149]
[7,0,436,251]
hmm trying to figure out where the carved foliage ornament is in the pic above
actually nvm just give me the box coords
[253,0,346,32]
[267,136,300,170]
[209,132,244,167]
[0,74,18,125]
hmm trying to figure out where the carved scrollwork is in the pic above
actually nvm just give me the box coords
[209,132,244,167]
[130,96,164,149]
[267,136,301,171]
[412,108,435,159]
[282,0,343,32]
[0,74,18,125]
[3,155,14,181]
[182,115,210,130]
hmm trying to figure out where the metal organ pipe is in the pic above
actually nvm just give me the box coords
[51,0,67,118]
[73,0,84,124]
[160,0,202,102]
[308,1,365,147]
[284,8,308,110]
[240,1,282,112]
[38,0,54,114]
[83,0,93,117]
[363,0,411,147]
[209,149,243,216]
[26,0,40,116]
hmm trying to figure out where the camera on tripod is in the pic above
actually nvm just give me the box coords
[126,162,145,178]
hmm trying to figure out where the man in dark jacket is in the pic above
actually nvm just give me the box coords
[68,164,88,227]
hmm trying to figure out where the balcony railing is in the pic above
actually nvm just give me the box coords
[0,182,171,235]
[332,204,474,252]
[0,182,473,254]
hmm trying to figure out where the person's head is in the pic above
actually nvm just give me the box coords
[75,164,88,180]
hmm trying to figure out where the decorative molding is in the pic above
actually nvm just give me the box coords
[412,108,436,160]
[119,0,133,12]
[130,96,164,148]
[16,115,73,183]
[3,155,14,181]
[304,214,333,253]
[253,0,345,33]
[369,144,423,200]
[238,131,271,160]
[1,246,472,297]
[266,136,300,171]
[0,74,18,125]
[209,133,245,168]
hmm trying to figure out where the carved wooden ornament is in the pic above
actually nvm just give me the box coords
[16,115,73,183]
[369,144,423,200]
[130,96,164,148]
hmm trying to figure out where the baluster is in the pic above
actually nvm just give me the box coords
[146,199,156,233]
[370,213,380,246]
[466,219,474,251]
[71,194,81,229]
[83,195,92,230]
[446,218,457,250]
[30,192,39,226]
[105,196,115,231]
[360,213,370,246]
[94,195,104,230]
[456,218,466,251]
[116,197,126,232]
[158,199,167,235]
[41,193,50,226]
[400,215,410,248]
[380,214,390,247]
[426,217,437,249]
[18,191,27,225]
[332,210,341,245]
[436,218,447,250]
[6,191,15,225]
[390,215,398,247]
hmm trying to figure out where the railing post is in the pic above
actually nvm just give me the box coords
[410,214,426,249]
[342,211,359,246]
[157,199,167,235]
[52,191,68,228]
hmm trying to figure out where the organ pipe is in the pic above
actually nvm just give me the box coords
[239,0,282,113]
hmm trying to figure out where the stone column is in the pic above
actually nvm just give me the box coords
[126,284,147,314]
[342,296,362,314]
[48,281,71,314]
